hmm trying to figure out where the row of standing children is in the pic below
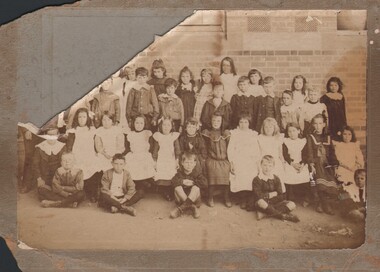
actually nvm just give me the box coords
[19,56,365,222]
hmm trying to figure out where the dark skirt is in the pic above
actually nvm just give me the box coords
[206,158,230,186]
[315,161,340,196]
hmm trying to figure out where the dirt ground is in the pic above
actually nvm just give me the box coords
[17,189,365,250]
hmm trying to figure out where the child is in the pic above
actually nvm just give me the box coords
[147,59,167,97]
[124,115,156,196]
[41,152,85,208]
[193,68,214,122]
[280,90,302,133]
[178,117,207,173]
[176,66,197,123]
[254,76,281,133]
[252,155,300,222]
[230,76,256,130]
[333,126,364,189]
[33,126,67,203]
[202,114,231,207]
[299,88,328,135]
[219,57,239,102]
[257,117,286,192]
[99,154,140,216]
[291,75,308,109]
[247,68,265,97]
[306,114,340,215]
[152,117,181,201]
[66,108,102,202]
[200,82,232,131]
[91,77,121,128]
[282,123,310,202]
[94,112,125,171]
[112,65,136,133]
[227,115,260,209]
[170,152,207,219]
[126,67,160,130]
[157,78,185,132]
[320,77,347,140]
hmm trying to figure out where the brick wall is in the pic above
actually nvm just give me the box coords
[121,10,367,146]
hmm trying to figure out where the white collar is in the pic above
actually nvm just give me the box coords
[264,93,275,98]
[36,140,65,155]
[237,91,252,97]
[258,171,274,181]
[181,83,192,90]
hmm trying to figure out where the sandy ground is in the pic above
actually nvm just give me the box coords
[17,190,365,250]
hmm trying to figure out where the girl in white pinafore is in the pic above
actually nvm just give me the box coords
[227,115,260,209]
[257,117,286,192]
[283,123,309,185]
[124,115,156,182]
[94,113,125,171]
[152,118,181,200]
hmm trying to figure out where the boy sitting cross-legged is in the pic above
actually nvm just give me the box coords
[99,153,143,216]
[170,152,207,219]
[252,155,300,223]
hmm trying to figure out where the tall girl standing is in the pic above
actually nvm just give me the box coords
[202,113,231,208]
[320,77,347,140]
[66,108,101,202]
[306,114,339,215]
[227,115,260,209]
[147,59,168,97]
[193,68,214,122]
[219,57,239,102]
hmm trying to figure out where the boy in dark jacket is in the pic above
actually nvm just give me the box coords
[170,152,207,219]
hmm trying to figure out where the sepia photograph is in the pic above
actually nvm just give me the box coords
[16,9,367,250]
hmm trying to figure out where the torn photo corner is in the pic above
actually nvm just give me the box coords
[16,9,367,250]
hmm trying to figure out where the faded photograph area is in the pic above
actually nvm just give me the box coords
[17,10,367,250]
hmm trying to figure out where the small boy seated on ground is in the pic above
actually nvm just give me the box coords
[99,153,142,216]
[252,155,300,223]
[339,169,366,222]
[41,152,85,208]
[170,152,207,219]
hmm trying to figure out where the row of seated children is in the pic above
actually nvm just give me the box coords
[25,108,365,222]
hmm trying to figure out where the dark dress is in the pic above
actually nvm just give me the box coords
[230,93,256,130]
[254,95,281,132]
[306,133,340,196]
[201,129,231,186]
[147,77,167,97]
[176,83,196,123]
[320,93,347,140]
[200,99,232,131]
[178,132,207,172]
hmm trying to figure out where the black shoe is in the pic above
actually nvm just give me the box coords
[322,202,335,215]
[282,213,300,223]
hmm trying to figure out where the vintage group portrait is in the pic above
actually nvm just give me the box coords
[16,9,368,251]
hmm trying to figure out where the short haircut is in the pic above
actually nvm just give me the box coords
[135,67,149,77]
[354,169,366,182]
[185,117,199,127]
[237,75,249,85]
[164,78,178,88]
[263,76,275,84]
[112,153,125,162]
[181,152,197,162]
[282,89,293,98]
[261,155,275,165]
[307,87,320,94]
